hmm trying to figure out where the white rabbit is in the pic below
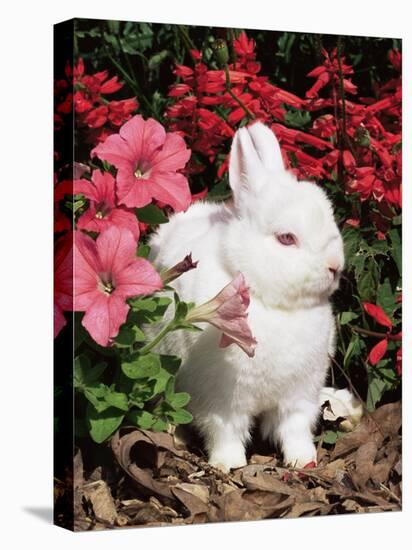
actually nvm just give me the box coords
[149,121,344,472]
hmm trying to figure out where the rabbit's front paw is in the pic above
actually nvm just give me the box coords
[208,447,247,473]
[283,441,317,469]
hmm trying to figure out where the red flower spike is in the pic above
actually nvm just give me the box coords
[368,338,388,365]
[363,303,393,329]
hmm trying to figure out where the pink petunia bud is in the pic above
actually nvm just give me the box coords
[161,253,198,285]
[186,272,257,357]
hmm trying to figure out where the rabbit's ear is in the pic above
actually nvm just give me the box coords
[229,122,284,202]
[247,122,284,173]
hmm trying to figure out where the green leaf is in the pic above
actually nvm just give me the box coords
[136,204,168,224]
[376,278,396,316]
[357,258,379,302]
[160,354,182,374]
[137,243,151,258]
[127,409,156,429]
[115,325,135,346]
[86,404,124,443]
[104,391,129,412]
[74,355,90,388]
[107,20,120,34]
[121,353,161,379]
[84,385,110,413]
[388,228,401,275]
[151,417,169,432]
[166,409,193,425]
[83,384,128,413]
[168,392,191,409]
[129,296,172,325]
[148,50,171,70]
[130,297,158,312]
[174,300,188,322]
[128,380,156,408]
[352,253,366,282]
[74,356,107,388]
[149,355,182,394]
[342,227,360,264]
[340,312,359,326]
[164,376,175,402]
[343,334,361,368]
[322,430,338,445]
[284,108,311,129]
[115,324,146,347]
[366,375,388,411]
[101,160,112,172]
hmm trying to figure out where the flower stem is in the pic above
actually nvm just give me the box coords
[137,320,177,355]
[178,25,197,61]
[224,66,256,121]
[336,37,356,156]
[350,325,399,341]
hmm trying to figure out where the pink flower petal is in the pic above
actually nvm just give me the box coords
[81,292,130,347]
[220,330,257,358]
[147,171,191,212]
[115,257,162,298]
[116,169,154,208]
[96,226,138,274]
[149,132,191,171]
[54,232,74,310]
[73,231,102,310]
[92,170,116,206]
[119,115,166,161]
[187,272,257,357]
[77,205,100,232]
[73,179,99,201]
[109,208,140,241]
[92,133,136,171]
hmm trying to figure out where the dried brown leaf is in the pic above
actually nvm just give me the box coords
[342,499,364,513]
[111,430,176,501]
[372,450,399,484]
[82,480,117,525]
[242,472,298,496]
[171,486,210,516]
[74,448,84,489]
[320,458,346,480]
[211,488,291,522]
[174,482,210,503]
[332,402,401,460]
[284,501,324,518]
[352,440,379,488]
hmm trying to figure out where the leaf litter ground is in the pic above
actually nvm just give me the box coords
[55,401,401,530]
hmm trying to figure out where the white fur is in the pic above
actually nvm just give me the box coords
[149,122,344,471]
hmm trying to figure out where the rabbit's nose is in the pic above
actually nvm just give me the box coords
[327,259,340,278]
[328,267,337,278]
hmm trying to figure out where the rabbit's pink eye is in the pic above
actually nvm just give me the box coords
[276,233,297,246]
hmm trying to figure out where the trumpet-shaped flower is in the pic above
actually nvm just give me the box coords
[74,170,140,240]
[186,272,257,357]
[92,115,191,212]
[73,226,162,346]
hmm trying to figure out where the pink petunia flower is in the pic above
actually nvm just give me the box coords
[74,170,140,240]
[73,226,162,346]
[91,115,191,212]
[186,272,257,357]
[54,232,74,337]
